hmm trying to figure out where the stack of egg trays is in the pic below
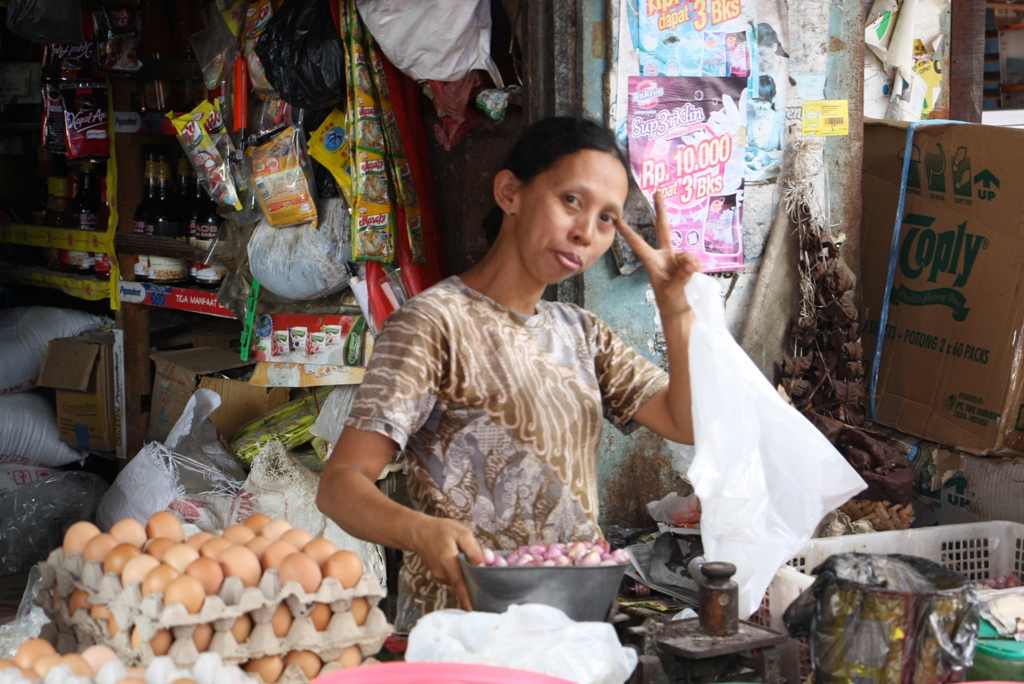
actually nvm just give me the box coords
[35,548,393,679]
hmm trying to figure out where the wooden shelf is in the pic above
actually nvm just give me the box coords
[0,223,115,254]
[0,264,115,305]
[115,232,198,259]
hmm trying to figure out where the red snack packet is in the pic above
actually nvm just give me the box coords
[61,83,110,160]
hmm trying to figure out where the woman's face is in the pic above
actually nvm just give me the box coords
[501,149,628,287]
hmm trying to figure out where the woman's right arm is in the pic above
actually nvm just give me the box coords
[316,426,483,610]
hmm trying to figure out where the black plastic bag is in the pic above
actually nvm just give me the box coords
[254,0,343,112]
[7,0,82,44]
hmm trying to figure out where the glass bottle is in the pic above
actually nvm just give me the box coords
[133,153,155,282]
[145,155,188,285]
[69,162,101,231]
[188,183,228,289]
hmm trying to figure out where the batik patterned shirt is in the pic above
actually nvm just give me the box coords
[345,276,667,630]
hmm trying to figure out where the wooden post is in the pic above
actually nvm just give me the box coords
[950,0,986,123]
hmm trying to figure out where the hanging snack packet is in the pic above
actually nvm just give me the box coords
[61,82,110,160]
[41,81,66,154]
[43,17,99,79]
[248,126,318,227]
[92,8,142,71]
[243,0,276,98]
[308,109,354,204]
[218,0,246,37]
[170,105,242,210]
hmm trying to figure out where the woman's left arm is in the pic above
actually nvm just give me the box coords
[616,191,701,444]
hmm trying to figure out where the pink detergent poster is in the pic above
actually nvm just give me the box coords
[628,75,747,272]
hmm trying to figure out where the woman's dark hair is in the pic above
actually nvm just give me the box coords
[482,117,629,245]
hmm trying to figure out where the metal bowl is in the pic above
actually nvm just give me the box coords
[458,553,627,622]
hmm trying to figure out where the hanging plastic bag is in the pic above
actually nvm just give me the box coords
[190,3,235,91]
[7,0,83,45]
[254,0,343,111]
[170,102,242,210]
[242,0,276,98]
[684,273,867,618]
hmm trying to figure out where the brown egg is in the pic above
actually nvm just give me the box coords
[322,551,363,589]
[59,654,93,678]
[131,627,171,655]
[309,602,331,631]
[80,646,118,677]
[349,597,370,626]
[231,614,253,643]
[279,553,323,593]
[246,535,272,560]
[260,540,297,572]
[83,533,118,563]
[0,660,16,671]
[219,545,262,587]
[122,554,161,585]
[270,603,292,638]
[186,531,215,550]
[128,667,147,677]
[242,513,271,534]
[336,645,362,668]
[259,520,292,542]
[109,519,147,548]
[169,679,198,684]
[284,651,321,679]
[164,575,205,614]
[244,656,284,684]
[63,521,101,555]
[141,564,180,597]
[14,639,55,669]
[19,669,39,680]
[90,605,120,638]
[146,511,185,542]
[68,588,91,615]
[280,528,313,550]
[222,525,256,545]
[192,623,213,652]
[302,538,337,566]
[161,543,200,573]
[186,557,224,595]
[32,654,62,678]
[145,537,175,559]
[103,543,142,575]
[199,537,232,560]
[115,679,146,684]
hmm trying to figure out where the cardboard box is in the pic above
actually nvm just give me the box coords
[148,348,290,443]
[862,119,1024,454]
[36,332,116,452]
[911,445,1024,527]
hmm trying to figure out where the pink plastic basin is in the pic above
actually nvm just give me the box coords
[313,662,574,684]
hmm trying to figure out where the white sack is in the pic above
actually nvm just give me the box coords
[0,307,108,394]
[0,393,84,467]
[0,462,57,493]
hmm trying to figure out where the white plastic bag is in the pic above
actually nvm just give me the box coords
[0,307,108,394]
[0,393,84,467]
[407,604,637,684]
[647,492,701,527]
[684,273,866,618]
[355,0,503,87]
[308,384,358,446]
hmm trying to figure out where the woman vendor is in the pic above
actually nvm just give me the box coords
[317,117,699,631]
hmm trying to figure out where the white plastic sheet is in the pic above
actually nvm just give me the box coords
[407,604,637,684]
[684,273,867,618]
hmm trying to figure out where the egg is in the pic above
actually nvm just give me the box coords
[279,553,322,593]
[0,660,16,671]
[349,597,370,626]
[68,588,91,615]
[63,521,101,555]
[89,605,120,638]
[109,519,147,548]
[260,540,297,571]
[103,543,141,575]
[199,537,232,560]
[128,667,147,677]
[219,545,262,587]
[336,646,362,668]
[242,513,271,534]
[222,525,255,545]
[309,602,331,631]
[32,654,62,678]
[19,669,39,680]
[185,532,214,550]
[131,627,171,655]
[122,554,161,585]
[146,511,185,542]
[141,564,180,597]
[191,623,213,652]
[259,520,291,542]
[115,679,146,684]
[243,656,283,684]
[144,537,175,559]
[80,646,117,676]
[283,651,321,679]
[270,603,292,638]
[245,536,272,560]
[280,528,312,550]
[231,614,253,643]
[164,575,205,614]
[185,557,224,595]
[161,543,200,573]
[169,679,198,684]
[59,654,94,678]
[83,533,118,563]
[322,551,363,589]
[302,538,337,566]
[14,639,55,669]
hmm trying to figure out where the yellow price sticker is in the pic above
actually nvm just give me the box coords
[802,100,849,137]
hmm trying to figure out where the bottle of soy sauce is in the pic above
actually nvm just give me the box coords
[187,181,227,290]
[145,154,188,285]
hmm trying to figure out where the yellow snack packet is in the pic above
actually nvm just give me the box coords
[248,126,319,228]
[308,110,355,205]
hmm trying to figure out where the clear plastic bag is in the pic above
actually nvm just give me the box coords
[684,273,867,618]
[308,384,359,447]
[190,3,235,91]
[7,0,83,44]
[0,566,48,655]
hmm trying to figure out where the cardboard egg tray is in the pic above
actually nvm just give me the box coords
[35,549,393,677]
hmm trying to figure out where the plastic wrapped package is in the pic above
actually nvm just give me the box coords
[7,0,83,44]
[308,384,359,447]
[0,471,108,576]
[0,393,84,467]
[231,387,333,466]
[247,198,351,300]
[247,125,318,228]
[0,307,108,394]
[190,3,236,91]
[784,553,980,684]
